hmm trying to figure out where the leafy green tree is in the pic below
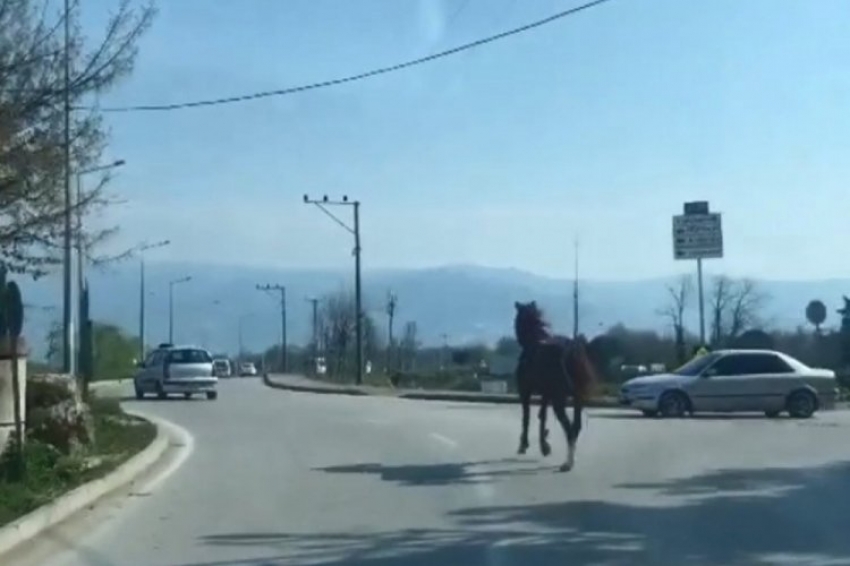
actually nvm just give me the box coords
[91,322,139,381]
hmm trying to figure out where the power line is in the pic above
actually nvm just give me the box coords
[94,0,617,113]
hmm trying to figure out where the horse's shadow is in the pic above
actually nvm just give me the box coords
[313,458,553,487]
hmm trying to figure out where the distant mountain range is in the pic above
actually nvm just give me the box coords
[17,261,850,360]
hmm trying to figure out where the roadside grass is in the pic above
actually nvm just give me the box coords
[0,395,156,527]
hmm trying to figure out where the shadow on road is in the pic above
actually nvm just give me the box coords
[312,458,552,487]
[177,459,850,566]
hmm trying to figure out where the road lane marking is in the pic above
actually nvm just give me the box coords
[429,432,458,448]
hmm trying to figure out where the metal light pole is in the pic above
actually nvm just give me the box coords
[138,240,170,359]
[306,297,319,374]
[256,284,287,372]
[62,0,72,374]
[237,313,254,363]
[75,160,126,364]
[302,194,363,386]
[168,276,192,344]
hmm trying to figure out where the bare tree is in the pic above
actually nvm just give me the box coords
[320,291,355,377]
[0,0,156,276]
[657,275,692,363]
[709,276,768,346]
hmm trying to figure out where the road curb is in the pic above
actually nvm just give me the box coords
[0,409,168,559]
[262,373,368,396]
[262,374,619,408]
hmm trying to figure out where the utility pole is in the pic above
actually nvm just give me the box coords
[257,284,287,373]
[306,297,319,374]
[386,291,397,373]
[573,236,579,339]
[303,194,363,386]
[61,0,73,375]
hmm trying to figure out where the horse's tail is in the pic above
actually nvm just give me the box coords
[566,339,598,402]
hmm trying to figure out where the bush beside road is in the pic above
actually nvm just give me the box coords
[0,381,156,528]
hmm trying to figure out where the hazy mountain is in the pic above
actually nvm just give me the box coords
[17,261,850,360]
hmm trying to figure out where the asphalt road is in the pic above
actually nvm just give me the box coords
[16,377,850,566]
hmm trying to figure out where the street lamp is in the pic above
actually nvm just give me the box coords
[302,194,363,385]
[138,239,170,359]
[168,276,192,344]
[63,158,126,375]
[237,313,255,363]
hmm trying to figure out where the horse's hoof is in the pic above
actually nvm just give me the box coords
[559,463,573,473]
[541,443,552,457]
[517,446,528,455]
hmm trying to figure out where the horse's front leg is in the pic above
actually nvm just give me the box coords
[518,388,531,455]
[538,396,551,456]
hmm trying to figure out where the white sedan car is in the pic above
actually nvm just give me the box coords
[619,349,838,419]
[239,362,258,377]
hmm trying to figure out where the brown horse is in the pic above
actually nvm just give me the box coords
[514,301,597,472]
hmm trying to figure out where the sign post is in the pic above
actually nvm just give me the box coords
[672,201,723,346]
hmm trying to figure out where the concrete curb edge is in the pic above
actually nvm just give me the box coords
[0,410,168,559]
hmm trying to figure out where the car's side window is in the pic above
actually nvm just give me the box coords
[747,354,793,374]
[147,351,165,367]
[706,355,748,376]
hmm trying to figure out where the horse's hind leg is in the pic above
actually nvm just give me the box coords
[552,396,575,472]
[538,397,551,457]
[518,388,531,455]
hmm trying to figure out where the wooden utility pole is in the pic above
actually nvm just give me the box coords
[386,291,397,372]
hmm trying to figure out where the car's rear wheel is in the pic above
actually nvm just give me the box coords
[184,392,192,400]
[641,409,658,418]
[786,390,817,419]
[206,391,218,400]
[156,382,167,400]
[658,391,689,418]
[134,383,144,400]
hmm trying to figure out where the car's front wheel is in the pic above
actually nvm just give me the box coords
[134,382,144,400]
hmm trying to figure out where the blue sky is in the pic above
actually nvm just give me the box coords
[82,0,849,281]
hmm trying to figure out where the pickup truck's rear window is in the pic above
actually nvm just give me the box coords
[168,349,212,364]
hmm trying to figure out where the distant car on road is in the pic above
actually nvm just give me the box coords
[619,349,837,419]
[134,344,218,400]
[213,358,232,378]
[239,362,257,377]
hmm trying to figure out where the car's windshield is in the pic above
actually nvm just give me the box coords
[168,349,212,364]
[671,353,721,376]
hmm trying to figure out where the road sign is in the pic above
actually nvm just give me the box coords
[673,213,723,260]
[684,201,709,215]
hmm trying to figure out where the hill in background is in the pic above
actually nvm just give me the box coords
[18,261,850,360]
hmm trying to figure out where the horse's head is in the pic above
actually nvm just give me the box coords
[514,301,549,348]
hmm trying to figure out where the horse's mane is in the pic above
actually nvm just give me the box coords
[514,302,551,348]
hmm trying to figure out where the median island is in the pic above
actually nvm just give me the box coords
[0,374,156,527]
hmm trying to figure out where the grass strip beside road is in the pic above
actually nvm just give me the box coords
[0,396,156,527]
